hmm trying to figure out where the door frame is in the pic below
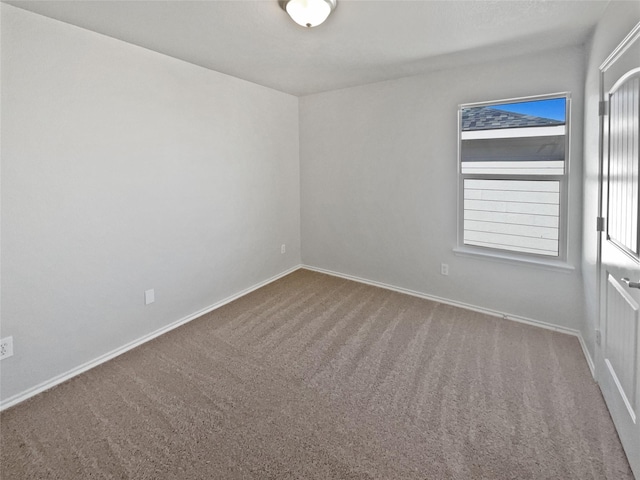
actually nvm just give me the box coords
[596,21,640,382]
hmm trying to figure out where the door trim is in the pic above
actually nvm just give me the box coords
[600,22,640,72]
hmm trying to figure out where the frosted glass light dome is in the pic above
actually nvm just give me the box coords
[283,0,336,28]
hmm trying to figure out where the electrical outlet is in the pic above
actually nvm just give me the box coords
[440,263,449,276]
[145,289,155,305]
[281,244,286,254]
[0,337,14,360]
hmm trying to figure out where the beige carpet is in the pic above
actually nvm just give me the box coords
[1,269,634,479]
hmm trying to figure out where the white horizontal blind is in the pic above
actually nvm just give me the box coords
[463,179,560,256]
[461,125,565,140]
[461,161,564,175]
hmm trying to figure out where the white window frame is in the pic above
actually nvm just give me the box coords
[455,92,572,270]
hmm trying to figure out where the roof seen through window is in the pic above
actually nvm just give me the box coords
[462,98,566,131]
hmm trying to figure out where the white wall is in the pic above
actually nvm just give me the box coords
[300,46,586,332]
[581,2,640,364]
[0,4,300,403]
[5,1,633,407]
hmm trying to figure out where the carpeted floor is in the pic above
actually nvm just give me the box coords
[0,269,634,479]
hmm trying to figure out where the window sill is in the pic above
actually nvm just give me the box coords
[452,246,575,273]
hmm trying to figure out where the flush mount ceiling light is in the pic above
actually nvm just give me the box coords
[280,0,337,28]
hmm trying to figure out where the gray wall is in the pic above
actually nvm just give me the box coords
[300,46,586,332]
[1,5,300,402]
[581,2,640,361]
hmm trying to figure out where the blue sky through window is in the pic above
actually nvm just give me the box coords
[496,98,566,122]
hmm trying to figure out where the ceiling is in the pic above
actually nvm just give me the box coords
[4,0,610,96]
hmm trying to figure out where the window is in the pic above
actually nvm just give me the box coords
[458,94,569,260]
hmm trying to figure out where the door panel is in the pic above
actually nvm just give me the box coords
[599,25,640,479]
[605,273,638,423]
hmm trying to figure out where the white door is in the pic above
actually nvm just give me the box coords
[599,25,640,479]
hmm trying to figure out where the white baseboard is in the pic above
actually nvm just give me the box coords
[302,264,596,376]
[577,334,596,378]
[0,265,302,412]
